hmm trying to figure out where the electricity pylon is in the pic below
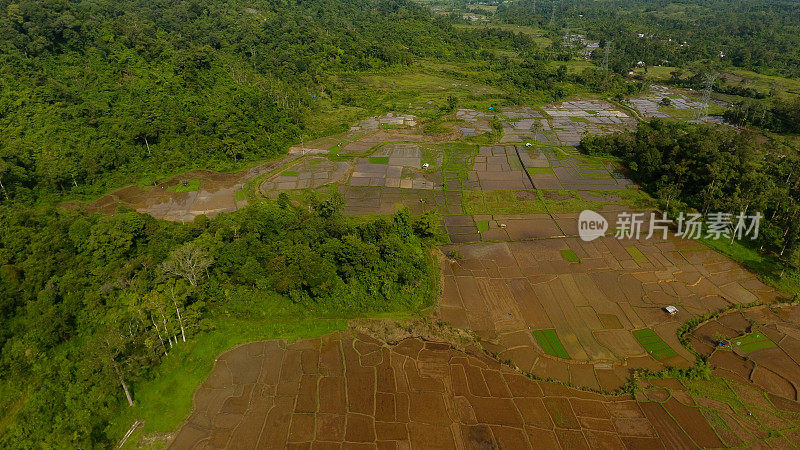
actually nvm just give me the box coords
[694,73,718,120]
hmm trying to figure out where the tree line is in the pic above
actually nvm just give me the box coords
[579,120,800,271]
[494,0,800,77]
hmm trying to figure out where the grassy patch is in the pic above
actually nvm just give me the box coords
[526,167,554,175]
[439,142,479,182]
[281,170,300,177]
[682,377,745,410]
[166,179,200,193]
[462,190,547,215]
[723,68,800,99]
[476,220,489,232]
[633,329,677,360]
[632,66,678,82]
[560,249,581,263]
[369,156,390,164]
[420,147,439,170]
[570,116,589,123]
[465,118,504,145]
[541,188,655,214]
[234,190,245,202]
[699,236,800,296]
[452,23,552,48]
[532,329,570,359]
[732,332,776,353]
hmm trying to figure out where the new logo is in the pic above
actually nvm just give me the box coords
[578,210,608,242]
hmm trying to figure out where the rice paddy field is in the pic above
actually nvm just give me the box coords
[107,89,800,448]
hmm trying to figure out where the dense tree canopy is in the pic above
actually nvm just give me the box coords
[0,195,439,446]
[579,120,800,265]
[0,0,514,201]
[496,0,800,77]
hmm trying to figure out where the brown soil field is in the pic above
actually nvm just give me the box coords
[438,237,783,391]
[691,304,800,402]
[81,156,296,221]
[170,329,736,449]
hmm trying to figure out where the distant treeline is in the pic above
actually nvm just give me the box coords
[724,97,800,134]
[495,0,800,77]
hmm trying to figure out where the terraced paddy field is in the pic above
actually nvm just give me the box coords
[170,327,800,449]
[106,103,800,448]
[690,304,800,403]
[437,236,783,392]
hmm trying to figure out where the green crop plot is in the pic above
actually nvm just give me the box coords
[626,246,649,263]
[560,249,581,263]
[732,332,776,353]
[633,329,677,360]
[526,167,554,175]
[281,171,299,177]
[476,220,489,232]
[235,190,246,202]
[369,156,390,164]
[532,329,570,359]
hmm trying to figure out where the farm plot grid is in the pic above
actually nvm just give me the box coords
[438,237,782,391]
[690,304,800,402]
[169,330,794,449]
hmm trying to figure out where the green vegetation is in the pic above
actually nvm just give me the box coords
[0,196,439,446]
[633,329,677,360]
[0,0,646,204]
[700,236,800,295]
[560,249,581,263]
[731,332,776,353]
[683,377,745,410]
[541,189,654,213]
[439,142,479,183]
[114,318,347,440]
[462,186,655,216]
[724,97,800,134]
[2,0,800,445]
[527,167,554,175]
[166,179,201,193]
[625,246,649,264]
[496,0,800,78]
[462,190,546,215]
[532,329,570,359]
[579,120,800,289]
